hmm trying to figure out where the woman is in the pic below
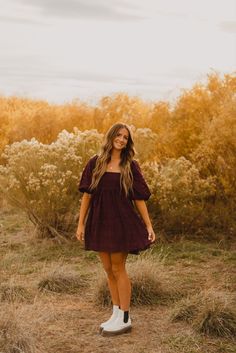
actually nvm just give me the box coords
[76,122,156,336]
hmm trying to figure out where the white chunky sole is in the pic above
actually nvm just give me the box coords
[101,325,132,336]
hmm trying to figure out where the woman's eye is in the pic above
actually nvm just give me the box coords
[116,133,128,140]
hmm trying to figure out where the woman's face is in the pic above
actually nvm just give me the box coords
[112,127,129,151]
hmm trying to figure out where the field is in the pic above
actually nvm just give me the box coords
[0,204,235,353]
[0,71,235,353]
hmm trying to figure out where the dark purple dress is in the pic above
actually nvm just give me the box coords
[78,155,152,255]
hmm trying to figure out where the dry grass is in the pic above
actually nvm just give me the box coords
[171,288,236,339]
[160,332,203,353]
[196,308,236,338]
[1,206,236,353]
[94,256,182,307]
[0,284,32,303]
[38,268,88,294]
[0,305,43,353]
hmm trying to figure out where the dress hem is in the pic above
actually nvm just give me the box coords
[84,244,151,255]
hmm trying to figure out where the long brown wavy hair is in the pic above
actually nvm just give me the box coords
[89,122,136,197]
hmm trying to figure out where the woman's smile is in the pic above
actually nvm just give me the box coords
[114,140,125,147]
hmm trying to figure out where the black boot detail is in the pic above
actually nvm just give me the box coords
[124,311,129,323]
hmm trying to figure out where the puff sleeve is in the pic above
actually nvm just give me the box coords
[129,160,151,201]
[78,155,98,194]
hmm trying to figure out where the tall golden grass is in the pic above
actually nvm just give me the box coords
[0,72,235,239]
[1,73,235,157]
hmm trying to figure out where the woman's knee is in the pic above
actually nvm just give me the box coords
[111,264,126,280]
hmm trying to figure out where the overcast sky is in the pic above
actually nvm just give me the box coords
[0,0,235,104]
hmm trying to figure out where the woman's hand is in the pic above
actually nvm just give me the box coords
[76,224,85,242]
[146,225,156,243]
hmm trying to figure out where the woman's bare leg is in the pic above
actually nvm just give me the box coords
[110,252,131,311]
[99,252,120,306]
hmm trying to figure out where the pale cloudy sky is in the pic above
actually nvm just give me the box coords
[0,0,235,104]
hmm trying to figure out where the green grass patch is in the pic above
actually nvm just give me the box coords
[0,208,29,235]
[28,241,99,264]
[30,242,81,262]
[151,240,233,265]
[0,251,32,271]
[223,251,236,264]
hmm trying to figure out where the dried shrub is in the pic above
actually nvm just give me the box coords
[0,309,35,353]
[0,129,103,240]
[0,284,32,303]
[143,157,216,233]
[196,309,236,338]
[171,295,200,324]
[38,269,87,294]
[171,289,236,339]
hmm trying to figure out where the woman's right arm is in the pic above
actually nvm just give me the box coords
[76,193,92,242]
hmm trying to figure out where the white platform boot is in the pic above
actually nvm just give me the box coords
[99,305,120,333]
[101,309,132,336]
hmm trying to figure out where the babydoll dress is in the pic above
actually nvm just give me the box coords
[78,155,152,255]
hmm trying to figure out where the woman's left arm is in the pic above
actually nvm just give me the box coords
[134,200,156,243]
